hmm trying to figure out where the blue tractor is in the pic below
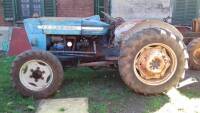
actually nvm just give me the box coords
[11,13,188,98]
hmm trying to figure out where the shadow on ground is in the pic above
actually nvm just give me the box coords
[55,68,200,113]
[54,68,169,113]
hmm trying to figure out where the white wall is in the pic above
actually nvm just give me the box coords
[111,0,172,20]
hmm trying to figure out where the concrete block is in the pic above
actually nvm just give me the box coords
[36,98,88,113]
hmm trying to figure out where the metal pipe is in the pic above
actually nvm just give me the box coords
[78,61,113,67]
[50,51,95,55]
[52,53,94,57]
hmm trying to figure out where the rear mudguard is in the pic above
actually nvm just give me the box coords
[114,19,189,70]
[114,19,184,45]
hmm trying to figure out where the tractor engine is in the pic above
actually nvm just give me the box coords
[47,36,91,52]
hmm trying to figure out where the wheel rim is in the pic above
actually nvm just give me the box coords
[193,48,200,65]
[19,60,53,91]
[133,43,177,86]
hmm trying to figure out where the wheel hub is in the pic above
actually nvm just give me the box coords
[19,60,53,91]
[30,67,45,82]
[136,46,171,79]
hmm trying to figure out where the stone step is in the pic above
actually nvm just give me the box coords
[36,98,88,113]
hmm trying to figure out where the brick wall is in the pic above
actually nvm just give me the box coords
[57,0,94,17]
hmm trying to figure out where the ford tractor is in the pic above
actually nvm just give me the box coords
[11,13,189,98]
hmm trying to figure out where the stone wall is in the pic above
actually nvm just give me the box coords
[111,0,172,20]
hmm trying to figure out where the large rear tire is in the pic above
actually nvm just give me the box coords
[11,50,64,98]
[118,28,187,95]
[188,38,200,70]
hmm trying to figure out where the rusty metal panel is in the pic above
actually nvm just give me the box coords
[8,28,31,56]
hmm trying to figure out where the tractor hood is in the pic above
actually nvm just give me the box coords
[24,15,110,36]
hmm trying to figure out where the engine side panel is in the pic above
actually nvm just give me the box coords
[82,19,110,35]
[39,19,82,35]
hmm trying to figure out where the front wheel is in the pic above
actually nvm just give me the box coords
[119,28,187,95]
[11,50,64,98]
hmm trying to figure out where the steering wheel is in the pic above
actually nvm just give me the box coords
[101,11,125,26]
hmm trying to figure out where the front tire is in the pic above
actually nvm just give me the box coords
[119,28,187,95]
[11,50,64,98]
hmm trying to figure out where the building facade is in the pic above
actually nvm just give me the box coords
[111,0,200,25]
[0,0,199,26]
[0,0,108,26]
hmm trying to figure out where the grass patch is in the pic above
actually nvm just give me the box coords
[144,95,169,113]
[89,102,109,113]
[180,89,200,99]
[58,107,66,112]
[55,68,135,113]
[0,56,134,113]
[0,57,36,113]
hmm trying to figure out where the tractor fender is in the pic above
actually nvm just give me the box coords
[114,19,184,45]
